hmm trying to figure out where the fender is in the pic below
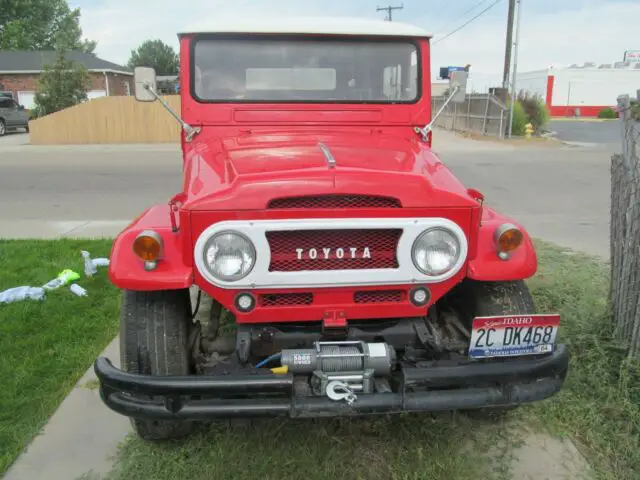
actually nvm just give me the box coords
[109,205,193,290]
[466,207,537,281]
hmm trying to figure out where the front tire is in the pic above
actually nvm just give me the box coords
[458,280,535,419]
[0,119,6,136]
[465,280,535,318]
[120,289,194,441]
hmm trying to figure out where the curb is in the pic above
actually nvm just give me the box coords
[4,337,130,480]
[550,117,617,123]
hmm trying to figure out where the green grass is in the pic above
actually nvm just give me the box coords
[0,239,120,475]
[525,241,640,480]
[103,415,519,480]
[103,241,639,480]
[2,239,637,479]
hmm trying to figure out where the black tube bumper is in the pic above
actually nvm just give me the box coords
[94,345,569,420]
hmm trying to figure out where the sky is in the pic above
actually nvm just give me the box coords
[71,0,639,91]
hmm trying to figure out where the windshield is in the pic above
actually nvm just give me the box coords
[192,37,419,103]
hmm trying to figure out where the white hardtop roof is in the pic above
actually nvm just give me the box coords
[180,16,432,38]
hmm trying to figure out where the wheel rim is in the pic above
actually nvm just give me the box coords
[0,122,5,135]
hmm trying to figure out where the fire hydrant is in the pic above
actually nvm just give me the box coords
[524,123,534,139]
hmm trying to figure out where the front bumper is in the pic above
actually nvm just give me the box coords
[94,345,569,420]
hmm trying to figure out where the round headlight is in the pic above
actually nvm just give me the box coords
[412,228,460,276]
[203,231,256,281]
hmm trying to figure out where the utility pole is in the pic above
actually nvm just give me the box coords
[508,0,523,138]
[502,0,516,89]
[376,3,403,21]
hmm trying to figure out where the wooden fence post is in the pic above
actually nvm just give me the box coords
[611,93,640,359]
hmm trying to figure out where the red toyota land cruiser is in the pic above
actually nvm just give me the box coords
[94,17,569,441]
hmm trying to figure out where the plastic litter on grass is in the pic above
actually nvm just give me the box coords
[82,250,110,277]
[1,250,110,305]
[70,284,88,297]
[42,269,80,291]
[0,286,45,304]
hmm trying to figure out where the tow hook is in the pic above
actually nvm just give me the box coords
[326,380,358,405]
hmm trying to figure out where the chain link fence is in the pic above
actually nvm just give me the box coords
[610,92,640,358]
[431,93,508,139]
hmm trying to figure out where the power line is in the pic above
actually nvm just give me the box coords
[434,0,493,32]
[433,0,503,46]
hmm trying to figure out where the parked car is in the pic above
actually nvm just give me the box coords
[0,96,30,135]
[94,17,569,442]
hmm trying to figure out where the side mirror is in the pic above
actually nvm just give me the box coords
[134,67,158,102]
[449,70,468,103]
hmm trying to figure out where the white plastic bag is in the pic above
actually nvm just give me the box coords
[0,286,46,304]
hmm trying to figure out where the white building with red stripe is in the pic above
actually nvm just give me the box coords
[517,62,640,117]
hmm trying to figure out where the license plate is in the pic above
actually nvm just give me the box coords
[468,314,560,359]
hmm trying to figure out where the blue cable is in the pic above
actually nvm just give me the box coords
[255,352,281,369]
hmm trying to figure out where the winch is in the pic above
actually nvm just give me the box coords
[280,341,396,395]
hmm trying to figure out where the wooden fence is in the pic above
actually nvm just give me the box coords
[610,92,640,358]
[28,95,181,144]
[30,94,511,145]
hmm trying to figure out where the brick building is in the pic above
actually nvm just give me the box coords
[0,51,133,109]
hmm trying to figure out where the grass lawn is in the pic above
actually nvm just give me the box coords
[2,239,637,479]
[0,239,120,475]
[103,241,639,480]
[525,243,640,479]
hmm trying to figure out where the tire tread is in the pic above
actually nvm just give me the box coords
[120,289,193,441]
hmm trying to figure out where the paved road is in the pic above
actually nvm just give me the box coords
[0,142,182,237]
[548,119,620,146]
[0,132,613,257]
[443,144,613,258]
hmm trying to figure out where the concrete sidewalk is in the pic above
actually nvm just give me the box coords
[4,338,131,480]
[0,220,130,240]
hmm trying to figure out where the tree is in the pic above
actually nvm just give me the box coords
[127,40,179,76]
[0,0,96,52]
[33,46,90,117]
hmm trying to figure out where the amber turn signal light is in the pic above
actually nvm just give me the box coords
[133,230,163,262]
[494,224,523,253]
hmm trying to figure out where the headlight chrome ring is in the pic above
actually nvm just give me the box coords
[411,227,461,276]
[202,230,256,281]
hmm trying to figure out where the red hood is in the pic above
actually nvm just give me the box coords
[181,129,477,210]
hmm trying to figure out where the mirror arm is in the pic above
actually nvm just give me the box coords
[143,83,201,142]
[414,84,461,142]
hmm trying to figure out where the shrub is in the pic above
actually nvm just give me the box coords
[517,90,550,130]
[33,46,90,118]
[598,107,618,119]
[509,100,527,136]
[630,100,640,121]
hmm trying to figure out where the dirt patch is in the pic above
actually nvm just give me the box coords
[477,418,592,480]
[509,431,592,480]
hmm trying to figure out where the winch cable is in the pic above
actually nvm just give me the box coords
[255,352,282,369]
